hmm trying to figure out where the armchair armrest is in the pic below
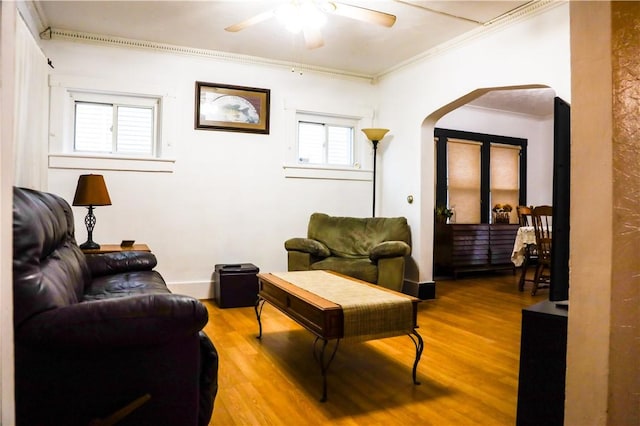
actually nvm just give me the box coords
[284,238,331,258]
[85,251,158,277]
[15,294,207,349]
[369,241,411,261]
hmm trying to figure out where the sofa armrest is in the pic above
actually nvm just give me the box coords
[85,251,158,277]
[369,241,411,261]
[284,237,331,258]
[198,331,218,426]
[15,294,207,349]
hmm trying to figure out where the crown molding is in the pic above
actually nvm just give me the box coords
[45,28,375,83]
[40,0,563,84]
[375,0,564,81]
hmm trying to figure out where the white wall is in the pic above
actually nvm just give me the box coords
[375,3,571,282]
[437,104,555,207]
[0,3,16,424]
[40,3,572,290]
[44,41,378,297]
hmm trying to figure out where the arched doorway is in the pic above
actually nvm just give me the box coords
[420,85,556,282]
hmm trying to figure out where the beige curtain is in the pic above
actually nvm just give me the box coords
[448,139,481,224]
[13,13,48,190]
[490,143,521,224]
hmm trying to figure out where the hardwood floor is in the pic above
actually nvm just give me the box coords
[204,271,546,425]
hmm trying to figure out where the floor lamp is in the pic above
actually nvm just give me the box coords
[362,128,390,217]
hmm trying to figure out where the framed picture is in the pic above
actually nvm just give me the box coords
[195,81,270,134]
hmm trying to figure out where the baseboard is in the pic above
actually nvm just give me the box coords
[167,280,214,300]
[402,280,436,300]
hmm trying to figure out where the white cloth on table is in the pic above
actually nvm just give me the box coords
[511,226,536,267]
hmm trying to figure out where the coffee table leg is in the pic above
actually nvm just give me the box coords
[312,337,340,402]
[409,330,424,385]
[255,298,266,339]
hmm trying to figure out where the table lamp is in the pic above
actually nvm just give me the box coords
[72,174,112,250]
[362,128,390,217]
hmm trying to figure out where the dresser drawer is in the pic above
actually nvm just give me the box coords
[258,277,343,339]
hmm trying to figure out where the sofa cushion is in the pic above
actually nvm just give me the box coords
[84,270,170,301]
[308,212,411,258]
[311,257,378,284]
[85,251,158,277]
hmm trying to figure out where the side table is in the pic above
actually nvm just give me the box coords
[81,244,151,254]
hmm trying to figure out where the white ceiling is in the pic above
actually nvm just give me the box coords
[468,88,556,116]
[30,0,555,116]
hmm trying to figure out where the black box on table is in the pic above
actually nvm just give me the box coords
[214,263,260,308]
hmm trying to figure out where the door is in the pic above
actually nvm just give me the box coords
[550,97,570,301]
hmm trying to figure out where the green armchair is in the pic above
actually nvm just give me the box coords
[284,213,412,292]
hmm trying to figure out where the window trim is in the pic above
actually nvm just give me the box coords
[282,99,375,181]
[49,75,176,173]
[435,127,527,224]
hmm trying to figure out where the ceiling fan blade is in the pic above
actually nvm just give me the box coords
[330,2,396,27]
[225,10,275,32]
[303,27,324,49]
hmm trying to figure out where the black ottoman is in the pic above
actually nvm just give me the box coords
[213,263,260,308]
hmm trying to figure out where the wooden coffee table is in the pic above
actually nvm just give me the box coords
[255,270,423,401]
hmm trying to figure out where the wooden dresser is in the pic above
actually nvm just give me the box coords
[434,223,518,278]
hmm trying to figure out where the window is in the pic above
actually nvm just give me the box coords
[282,103,372,181]
[73,93,158,156]
[297,113,355,167]
[48,75,175,173]
[490,143,521,218]
[435,128,527,224]
[447,139,482,223]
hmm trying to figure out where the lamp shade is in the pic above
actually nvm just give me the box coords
[72,174,112,206]
[362,128,390,142]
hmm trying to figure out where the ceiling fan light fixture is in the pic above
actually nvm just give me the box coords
[275,3,300,33]
[300,2,327,29]
[275,1,327,34]
[226,0,395,50]
[319,1,337,13]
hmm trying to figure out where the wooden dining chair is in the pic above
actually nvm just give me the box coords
[516,205,533,226]
[531,205,553,295]
[516,205,537,291]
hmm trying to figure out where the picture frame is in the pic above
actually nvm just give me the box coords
[195,81,270,134]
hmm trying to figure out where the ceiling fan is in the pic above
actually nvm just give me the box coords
[224,0,397,49]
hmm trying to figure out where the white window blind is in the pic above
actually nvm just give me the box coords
[297,114,354,167]
[73,94,157,156]
[327,125,352,166]
[75,103,113,153]
[298,121,325,164]
[117,106,153,154]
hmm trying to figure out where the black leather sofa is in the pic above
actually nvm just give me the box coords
[12,186,218,426]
